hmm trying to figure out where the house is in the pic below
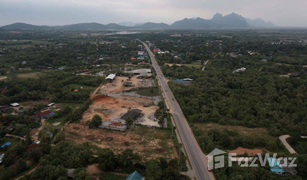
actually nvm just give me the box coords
[154,48,160,53]
[0,153,5,164]
[183,78,193,81]
[131,57,136,60]
[46,131,53,138]
[126,171,144,180]
[290,72,299,77]
[16,108,29,114]
[47,103,55,107]
[174,79,186,84]
[138,51,144,56]
[58,67,65,70]
[26,143,38,152]
[268,157,284,174]
[262,59,268,62]
[35,110,55,119]
[10,102,19,107]
[279,159,298,176]
[106,74,116,82]
[1,142,11,148]
[138,61,149,65]
[232,67,246,73]
[0,106,12,113]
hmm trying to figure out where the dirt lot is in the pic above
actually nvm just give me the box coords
[82,95,159,126]
[228,147,270,156]
[65,123,177,160]
[16,72,41,79]
[95,76,153,95]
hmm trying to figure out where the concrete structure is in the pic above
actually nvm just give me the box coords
[124,68,152,77]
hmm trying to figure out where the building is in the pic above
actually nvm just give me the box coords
[105,74,116,82]
[0,153,5,164]
[124,68,152,77]
[35,110,55,119]
[183,78,193,81]
[262,59,268,62]
[138,51,144,56]
[174,79,186,84]
[10,102,19,107]
[131,57,136,60]
[1,142,11,148]
[121,109,143,121]
[232,67,246,73]
[26,143,38,152]
[268,157,284,174]
[126,171,144,180]
[0,106,12,113]
[47,103,55,107]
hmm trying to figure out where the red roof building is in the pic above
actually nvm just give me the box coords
[26,143,38,152]
[131,57,136,60]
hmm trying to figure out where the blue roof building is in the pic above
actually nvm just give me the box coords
[174,79,186,84]
[1,142,11,148]
[126,171,144,180]
[268,157,284,174]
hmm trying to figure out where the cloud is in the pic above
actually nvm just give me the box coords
[0,0,307,26]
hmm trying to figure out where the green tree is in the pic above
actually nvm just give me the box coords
[89,114,102,128]
[98,148,117,171]
[74,168,92,180]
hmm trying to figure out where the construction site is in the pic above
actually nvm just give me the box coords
[64,73,177,160]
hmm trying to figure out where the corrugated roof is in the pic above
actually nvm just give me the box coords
[126,171,143,180]
[106,74,116,80]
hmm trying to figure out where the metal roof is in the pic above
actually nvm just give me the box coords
[106,74,116,80]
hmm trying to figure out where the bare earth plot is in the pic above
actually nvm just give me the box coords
[65,123,178,160]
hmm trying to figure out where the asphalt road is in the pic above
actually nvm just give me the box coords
[139,40,213,180]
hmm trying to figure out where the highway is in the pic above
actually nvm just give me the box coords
[139,40,214,180]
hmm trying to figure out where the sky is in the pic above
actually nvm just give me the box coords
[0,0,307,27]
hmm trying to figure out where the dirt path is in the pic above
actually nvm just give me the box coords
[279,135,297,154]
[202,60,209,71]
[15,166,37,180]
[90,83,104,100]
[5,134,26,140]
[32,119,46,141]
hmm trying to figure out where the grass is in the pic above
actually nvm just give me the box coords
[134,87,160,96]
[46,116,66,125]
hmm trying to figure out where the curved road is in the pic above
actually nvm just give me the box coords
[139,40,213,180]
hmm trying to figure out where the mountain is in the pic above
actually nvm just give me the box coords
[138,22,169,28]
[59,23,106,30]
[246,18,276,28]
[1,23,51,30]
[171,17,217,28]
[1,13,276,30]
[211,13,250,27]
[105,23,127,29]
[118,22,136,26]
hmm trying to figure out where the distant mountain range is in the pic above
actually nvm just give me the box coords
[1,13,276,31]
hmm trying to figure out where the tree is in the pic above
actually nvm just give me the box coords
[98,148,117,171]
[16,158,27,173]
[74,168,92,180]
[145,159,162,180]
[89,114,102,128]
[297,155,307,178]
[126,117,134,129]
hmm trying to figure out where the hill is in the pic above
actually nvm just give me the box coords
[138,22,169,28]
[246,18,276,28]
[211,13,250,27]
[1,23,51,30]
[171,17,217,28]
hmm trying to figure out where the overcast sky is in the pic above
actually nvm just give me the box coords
[0,0,306,27]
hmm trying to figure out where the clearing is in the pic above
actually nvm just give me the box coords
[16,72,41,79]
[65,124,177,160]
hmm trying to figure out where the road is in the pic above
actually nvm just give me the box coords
[139,40,213,180]
[279,134,307,154]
